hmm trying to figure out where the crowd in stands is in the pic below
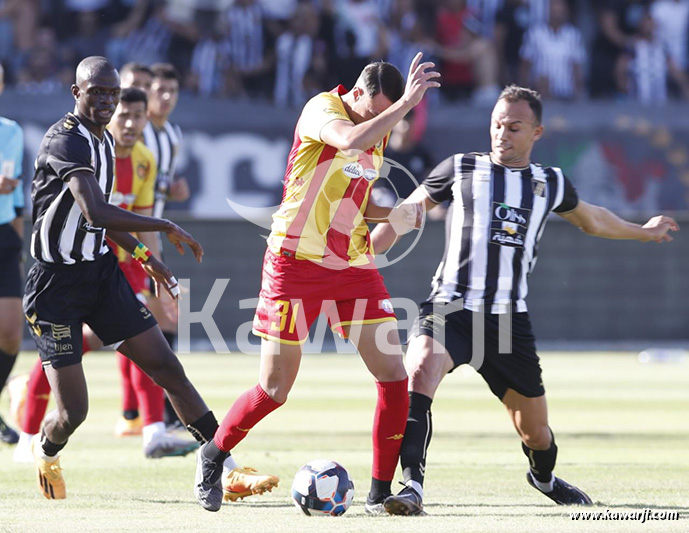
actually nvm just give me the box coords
[1,0,688,106]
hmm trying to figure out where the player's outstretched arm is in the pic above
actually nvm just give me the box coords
[320,52,441,153]
[370,185,435,253]
[68,170,204,260]
[558,200,679,242]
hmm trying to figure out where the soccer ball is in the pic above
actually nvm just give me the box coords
[291,459,354,516]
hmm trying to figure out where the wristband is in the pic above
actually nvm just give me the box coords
[132,242,152,263]
[167,276,180,298]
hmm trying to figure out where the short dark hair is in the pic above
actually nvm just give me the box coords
[150,62,181,83]
[361,61,405,103]
[120,87,148,108]
[120,62,153,78]
[498,85,543,124]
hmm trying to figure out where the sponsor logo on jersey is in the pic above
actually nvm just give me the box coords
[490,202,530,248]
[494,203,528,225]
[364,168,377,181]
[491,232,525,247]
[343,162,363,179]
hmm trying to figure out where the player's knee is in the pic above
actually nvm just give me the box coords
[520,425,551,450]
[374,363,407,383]
[261,382,290,404]
[408,356,441,394]
[59,404,89,433]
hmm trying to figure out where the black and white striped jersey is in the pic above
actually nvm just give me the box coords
[142,120,182,218]
[30,113,115,264]
[423,152,578,314]
[520,23,586,99]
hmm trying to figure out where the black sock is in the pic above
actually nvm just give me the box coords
[40,429,67,457]
[162,331,176,350]
[522,431,557,483]
[187,410,219,443]
[0,348,18,393]
[163,395,181,425]
[123,409,139,420]
[368,477,392,502]
[202,437,229,467]
[401,392,433,487]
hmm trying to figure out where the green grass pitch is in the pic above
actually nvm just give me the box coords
[1,351,688,532]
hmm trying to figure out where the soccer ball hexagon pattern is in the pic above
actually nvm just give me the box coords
[291,459,354,516]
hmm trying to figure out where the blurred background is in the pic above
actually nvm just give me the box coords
[1,0,688,348]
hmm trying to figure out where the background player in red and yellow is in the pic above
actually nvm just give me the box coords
[15,88,198,460]
[193,53,440,513]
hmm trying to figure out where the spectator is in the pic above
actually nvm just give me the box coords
[16,27,69,94]
[106,0,153,67]
[434,0,500,104]
[650,0,689,72]
[519,0,586,100]
[622,11,689,103]
[387,0,434,76]
[590,0,651,98]
[466,0,505,37]
[188,14,232,97]
[259,0,297,22]
[494,0,531,85]
[334,0,389,87]
[0,0,39,77]
[122,1,173,66]
[274,2,321,107]
[224,0,275,100]
[64,10,109,65]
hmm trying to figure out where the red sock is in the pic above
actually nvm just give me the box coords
[214,384,282,452]
[23,357,51,434]
[130,360,165,426]
[372,378,409,481]
[118,353,139,413]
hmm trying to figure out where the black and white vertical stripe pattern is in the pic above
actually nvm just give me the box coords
[226,3,264,73]
[431,153,565,314]
[142,121,182,218]
[631,39,668,104]
[520,23,585,99]
[32,126,115,264]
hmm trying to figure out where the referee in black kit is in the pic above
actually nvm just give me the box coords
[23,56,221,500]
[372,85,679,515]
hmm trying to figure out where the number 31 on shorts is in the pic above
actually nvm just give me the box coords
[270,299,301,334]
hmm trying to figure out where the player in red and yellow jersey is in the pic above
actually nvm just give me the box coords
[194,54,441,514]
[17,88,198,461]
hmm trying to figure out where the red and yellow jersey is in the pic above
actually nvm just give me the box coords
[268,85,389,268]
[110,140,156,262]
